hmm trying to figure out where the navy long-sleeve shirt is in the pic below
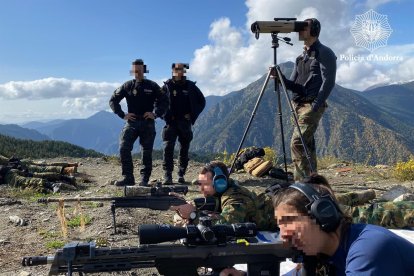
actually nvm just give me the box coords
[109,79,169,119]
[329,224,414,275]
[284,40,336,112]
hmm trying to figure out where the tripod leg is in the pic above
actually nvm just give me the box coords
[275,66,315,175]
[273,68,289,182]
[229,68,273,174]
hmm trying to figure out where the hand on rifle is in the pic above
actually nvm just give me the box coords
[170,203,196,219]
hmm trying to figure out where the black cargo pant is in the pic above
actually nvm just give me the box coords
[162,119,193,176]
[119,119,155,182]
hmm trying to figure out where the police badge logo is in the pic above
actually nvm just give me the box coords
[350,9,393,53]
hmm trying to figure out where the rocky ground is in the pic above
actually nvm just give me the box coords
[0,157,413,276]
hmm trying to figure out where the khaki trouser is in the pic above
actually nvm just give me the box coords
[290,102,326,181]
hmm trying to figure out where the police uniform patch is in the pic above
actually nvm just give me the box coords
[309,51,316,60]
[115,87,122,96]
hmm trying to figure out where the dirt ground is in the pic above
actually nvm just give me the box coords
[1,157,413,276]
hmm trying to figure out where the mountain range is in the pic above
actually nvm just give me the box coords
[1,62,413,164]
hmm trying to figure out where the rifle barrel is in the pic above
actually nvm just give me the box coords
[38,197,116,203]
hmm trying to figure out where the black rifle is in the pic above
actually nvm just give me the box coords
[38,185,220,233]
[22,221,302,276]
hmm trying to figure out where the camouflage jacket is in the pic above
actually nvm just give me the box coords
[343,201,414,229]
[209,179,277,231]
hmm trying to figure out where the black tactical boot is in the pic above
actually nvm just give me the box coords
[177,170,185,184]
[177,174,185,184]
[139,176,150,187]
[115,175,135,186]
[163,172,173,185]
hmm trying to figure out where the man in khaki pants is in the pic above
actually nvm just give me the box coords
[279,18,336,181]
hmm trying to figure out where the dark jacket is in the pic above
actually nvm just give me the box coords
[285,40,336,112]
[109,79,169,119]
[162,79,206,125]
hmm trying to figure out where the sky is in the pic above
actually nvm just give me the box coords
[0,0,413,124]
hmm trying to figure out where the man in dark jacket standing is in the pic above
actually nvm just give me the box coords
[281,18,336,181]
[162,63,205,184]
[109,59,169,186]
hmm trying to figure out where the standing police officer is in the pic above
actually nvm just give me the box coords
[109,59,169,186]
[161,63,205,184]
[279,18,336,181]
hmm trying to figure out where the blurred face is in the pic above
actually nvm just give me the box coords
[130,64,144,80]
[275,204,327,256]
[298,20,311,41]
[172,63,186,80]
[197,172,215,197]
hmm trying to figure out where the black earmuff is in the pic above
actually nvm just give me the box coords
[132,59,149,73]
[289,183,341,232]
[307,18,321,37]
[172,63,189,69]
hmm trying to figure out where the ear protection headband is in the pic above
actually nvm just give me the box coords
[171,63,189,69]
[212,166,228,193]
[132,59,149,73]
[306,18,321,37]
[289,183,341,232]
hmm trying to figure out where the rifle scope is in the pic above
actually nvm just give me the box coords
[139,218,257,245]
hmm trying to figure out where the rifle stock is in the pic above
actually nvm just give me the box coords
[22,232,301,276]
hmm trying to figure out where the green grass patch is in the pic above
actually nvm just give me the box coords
[39,229,60,239]
[67,214,92,228]
[45,240,65,249]
[6,188,50,202]
[317,156,343,169]
[83,201,103,208]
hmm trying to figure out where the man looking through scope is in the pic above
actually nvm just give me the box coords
[275,18,336,181]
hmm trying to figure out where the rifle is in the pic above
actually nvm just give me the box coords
[38,185,220,233]
[22,220,302,276]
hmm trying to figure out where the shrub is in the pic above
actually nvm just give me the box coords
[263,147,276,164]
[394,158,414,181]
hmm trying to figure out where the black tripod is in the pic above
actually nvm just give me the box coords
[229,33,314,181]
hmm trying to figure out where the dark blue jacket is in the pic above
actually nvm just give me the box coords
[109,79,169,119]
[162,79,205,125]
[285,40,336,112]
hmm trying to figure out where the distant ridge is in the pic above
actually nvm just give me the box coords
[7,63,414,165]
[0,134,103,159]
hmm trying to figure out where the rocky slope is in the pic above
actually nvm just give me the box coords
[0,157,413,276]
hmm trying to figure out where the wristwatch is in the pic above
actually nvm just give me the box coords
[189,211,197,221]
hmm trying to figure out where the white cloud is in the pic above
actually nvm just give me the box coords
[0,78,119,123]
[0,77,119,100]
[189,0,413,96]
[1,0,412,123]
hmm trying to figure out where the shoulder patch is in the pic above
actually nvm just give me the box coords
[114,87,122,96]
